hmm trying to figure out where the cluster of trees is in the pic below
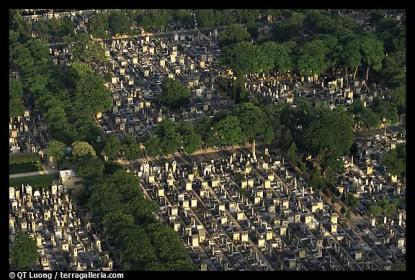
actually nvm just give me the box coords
[144,120,202,157]
[9,78,24,118]
[220,31,385,80]
[195,9,260,28]
[10,11,112,145]
[10,232,39,270]
[368,197,400,218]
[73,153,195,270]
[159,78,191,110]
[381,143,406,178]
[34,17,75,42]
[88,11,134,37]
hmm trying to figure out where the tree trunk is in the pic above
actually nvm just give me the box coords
[345,66,349,83]
[353,66,358,80]
[366,66,369,81]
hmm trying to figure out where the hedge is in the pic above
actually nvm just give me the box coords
[9,162,43,174]
[9,153,40,165]
[9,174,56,189]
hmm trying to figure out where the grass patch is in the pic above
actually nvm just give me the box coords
[9,153,40,165]
[9,162,43,174]
[9,174,57,189]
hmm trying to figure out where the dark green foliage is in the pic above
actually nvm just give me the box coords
[345,193,359,210]
[108,11,132,35]
[76,157,105,179]
[213,115,245,146]
[155,120,182,155]
[287,142,298,166]
[103,134,121,160]
[88,13,109,38]
[9,174,55,189]
[218,24,251,48]
[297,39,329,75]
[9,79,24,117]
[144,136,162,157]
[302,108,354,161]
[259,41,293,73]
[46,140,66,164]
[121,135,142,160]
[235,103,267,142]
[160,78,191,109]
[272,11,304,42]
[86,169,194,270]
[10,232,39,270]
[382,144,406,177]
[372,98,399,124]
[221,42,267,74]
[310,167,324,190]
[178,122,203,154]
[9,162,42,174]
[9,153,40,165]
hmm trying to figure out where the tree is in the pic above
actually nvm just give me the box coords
[287,142,298,166]
[9,78,24,117]
[71,141,96,158]
[218,24,251,48]
[195,9,217,28]
[145,136,161,157]
[108,11,132,36]
[213,115,245,146]
[10,232,38,270]
[342,38,362,80]
[159,78,190,109]
[346,193,359,210]
[146,221,194,267]
[369,204,383,217]
[88,13,109,38]
[297,39,329,76]
[46,140,66,164]
[121,134,142,160]
[302,108,354,161]
[102,210,135,238]
[310,167,324,190]
[221,42,267,74]
[71,62,112,115]
[118,226,158,270]
[382,147,405,177]
[155,120,182,155]
[235,103,267,142]
[360,34,384,80]
[103,134,121,160]
[76,157,105,179]
[178,123,202,154]
[272,11,305,42]
[260,41,293,73]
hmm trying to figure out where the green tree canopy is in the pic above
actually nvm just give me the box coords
[297,39,329,75]
[154,120,182,155]
[121,134,142,160]
[360,34,384,80]
[46,140,66,163]
[218,24,251,48]
[71,141,96,158]
[10,232,38,270]
[178,122,202,154]
[9,78,24,117]
[76,157,105,179]
[103,134,121,160]
[160,78,191,109]
[213,115,245,146]
[235,103,267,142]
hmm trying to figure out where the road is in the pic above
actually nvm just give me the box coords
[9,168,59,179]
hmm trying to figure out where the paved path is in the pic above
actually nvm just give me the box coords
[9,168,59,179]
